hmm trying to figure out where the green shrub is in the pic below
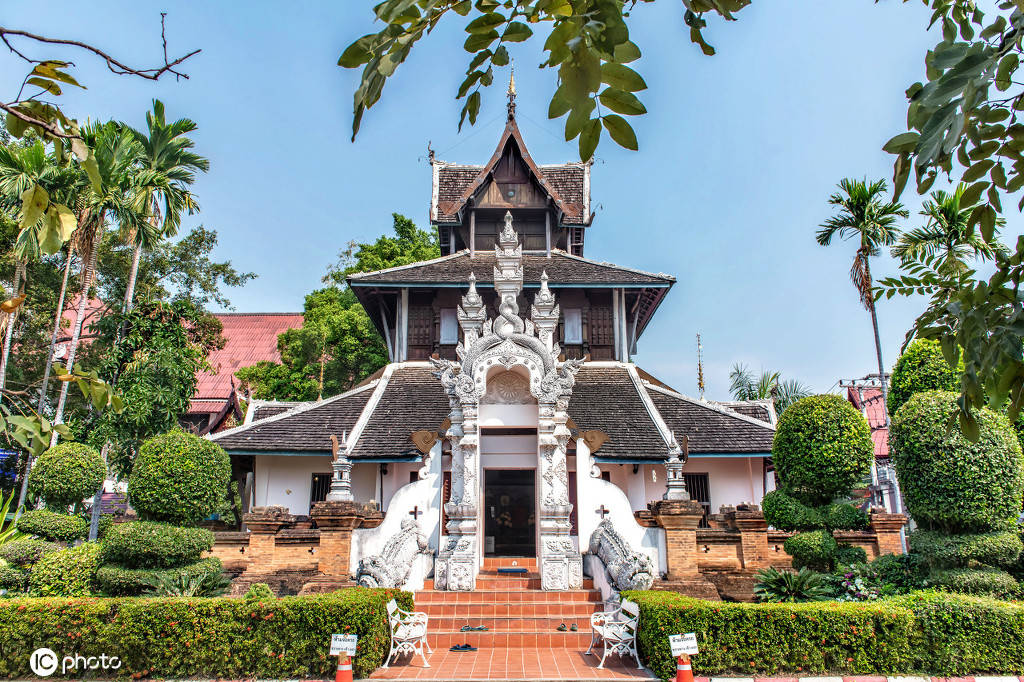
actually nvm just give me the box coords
[911,529,1023,569]
[821,503,870,531]
[28,543,101,597]
[785,530,839,571]
[772,395,874,505]
[626,589,1024,678]
[129,430,231,526]
[100,521,214,569]
[28,442,105,511]
[888,339,962,416]
[0,566,27,591]
[869,553,927,593]
[762,490,825,530]
[891,391,1024,533]
[95,557,223,596]
[0,588,413,679]
[0,539,61,567]
[929,568,1021,599]
[753,567,832,602]
[245,582,275,600]
[16,509,88,542]
[835,544,868,567]
[146,569,230,597]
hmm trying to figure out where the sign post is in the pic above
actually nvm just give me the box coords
[668,633,698,682]
[330,634,358,682]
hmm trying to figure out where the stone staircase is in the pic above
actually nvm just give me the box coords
[416,557,605,649]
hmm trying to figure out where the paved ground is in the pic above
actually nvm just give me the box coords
[367,648,655,680]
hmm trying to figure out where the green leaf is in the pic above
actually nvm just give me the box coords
[492,45,510,66]
[612,40,641,64]
[960,181,988,207]
[579,118,601,162]
[19,184,48,231]
[5,112,28,138]
[548,86,573,119]
[602,114,638,151]
[962,159,994,182]
[30,62,82,88]
[565,100,596,141]
[37,210,61,255]
[502,22,533,43]
[598,88,647,115]
[600,63,647,92]
[26,77,61,96]
[464,30,499,52]
[979,203,997,242]
[882,132,920,154]
[466,12,505,34]
[81,148,102,193]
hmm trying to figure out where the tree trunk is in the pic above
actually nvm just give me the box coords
[86,441,110,541]
[50,219,103,443]
[0,260,26,400]
[124,241,143,314]
[864,256,891,427]
[36,248,74,415]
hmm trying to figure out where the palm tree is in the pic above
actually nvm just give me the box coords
[50,121,142,433]
[817,178,908,423]
[729,363,811,414]
[122,100,208,312]
[891,183,1009,275]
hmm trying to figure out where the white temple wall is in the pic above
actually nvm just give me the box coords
[685,456,766,511]
[253,455,331,515]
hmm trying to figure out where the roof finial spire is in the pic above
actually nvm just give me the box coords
[507,60,516,121]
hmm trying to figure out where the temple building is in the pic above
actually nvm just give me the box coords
[209,85,785,592]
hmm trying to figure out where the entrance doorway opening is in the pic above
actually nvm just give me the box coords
[484,469,536,557]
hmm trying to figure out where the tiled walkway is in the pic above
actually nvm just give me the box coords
[367,648,655,680]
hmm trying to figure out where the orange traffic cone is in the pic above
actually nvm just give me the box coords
[336,654,353,682]
[676,654,694,682]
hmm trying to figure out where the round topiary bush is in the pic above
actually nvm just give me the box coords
[772,395,874,506]
[784,529,839,571]
[28,442,105,511]
[821,503,870,531]
[888,339,962,416]
[910,529,1023,569]
[890,391,1024,533]
[0,538,62,567]
[94,556,223,596]
[834,544,868,567]
[100,520,215,569]
[929,567,1021,598]
[129,430,231,526]
[16,509,88,542]
[28,542,101,597]
[244,582,275,601]
[761,490,825,531]
[0,565,28,591]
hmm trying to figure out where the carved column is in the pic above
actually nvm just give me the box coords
[651,499,705,578]
[869,512,908,557]
[537,397,582,590]
[310,500,365,578]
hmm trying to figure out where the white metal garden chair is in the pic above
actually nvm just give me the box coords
[384,598,431,667]
[586,598,642,669]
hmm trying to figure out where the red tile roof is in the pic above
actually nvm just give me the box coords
[192,313,303,403]
[846,386,889,458]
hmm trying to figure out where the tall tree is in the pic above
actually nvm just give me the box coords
[728,363,811,415]
[240,214,438,400]
[891,183,1009,276]
[817,178,908,423]
[123,99,209,312]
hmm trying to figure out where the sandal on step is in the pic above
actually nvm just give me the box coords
[570,623,578,631]
[556,623,568,631]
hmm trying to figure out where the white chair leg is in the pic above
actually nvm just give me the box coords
[424,635,433,654]
[418,641,430,668]
[632,646,643,669]
[585,632,598,656]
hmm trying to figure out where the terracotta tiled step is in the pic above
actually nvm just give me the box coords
[419,601,603,618]
[415,589,602,604]
[482,556,537,569]
[473,573,596,590]
[430,630,593,648]
[429,616,594,632]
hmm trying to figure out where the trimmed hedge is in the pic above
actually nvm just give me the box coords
[95,556,223,596]
[129,430,231,526]
[784,529,839,571]
[28,543,101,597]
[245,582,275,600]
[772,395,874,505]
[16,509,88,542]
[0,566,27,591]
[888,339,962,416]
[890,391,1024,533]
[910,529,1023,569]
[822,503,869,531]
[929,568,1021,598]
[625,589,1024,679]
[762,490,825,531]
[0,538,61,567]
[28,442,105,511]
[100,520,214,569]
[0,588,412,679]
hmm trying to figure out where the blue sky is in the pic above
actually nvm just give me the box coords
[8,1,1015,400]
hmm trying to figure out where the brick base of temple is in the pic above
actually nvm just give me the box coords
[208,505,907,601]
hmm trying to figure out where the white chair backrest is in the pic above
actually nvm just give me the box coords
[387,599,399,621]
[620,600,639,627]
